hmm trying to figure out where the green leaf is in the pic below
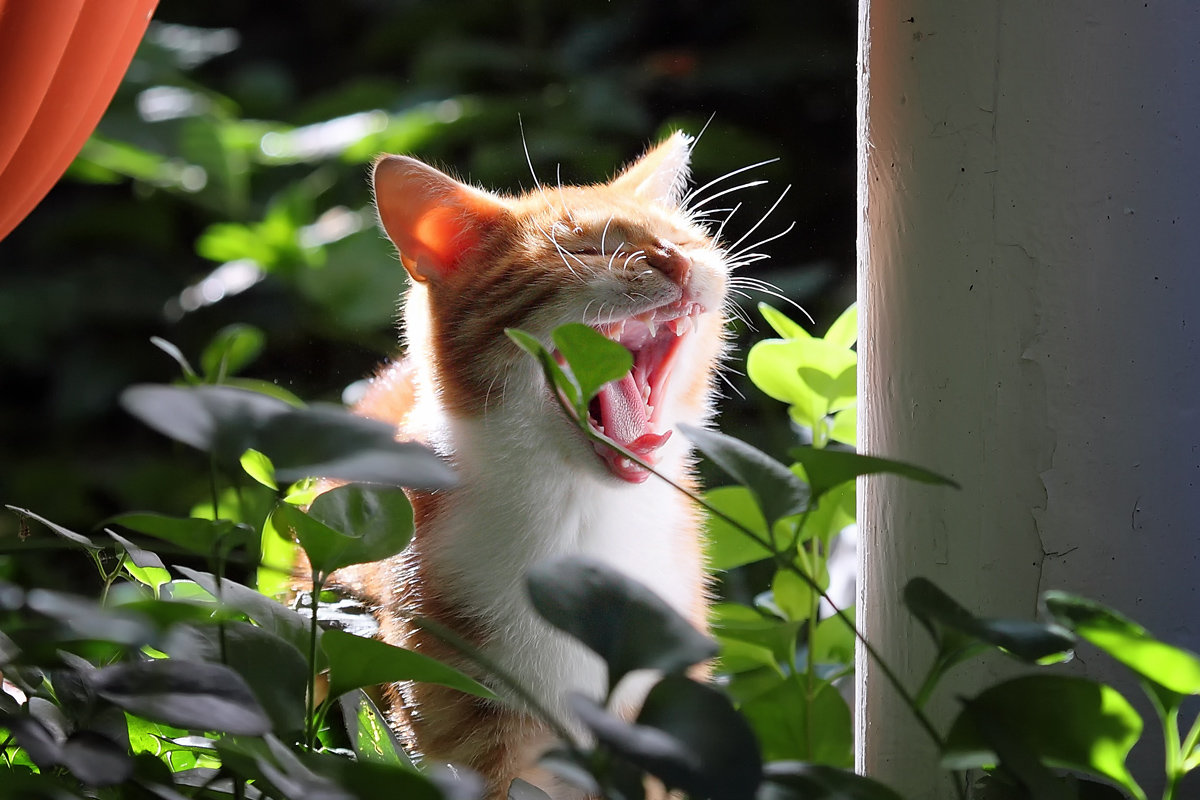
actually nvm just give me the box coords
[200,323,265,382]
[739,675,852,766]
[526,556,717,692]
[905,578,1075,665]
[552,323,633,404]
[89,660,272,736]
[823,303,858,349]
[710,602,803,672]
[121,384,456,488]
[942,675,1146,800]
[1044,592,1200,695]
[702,485,776,569]
[798,365,856,413]
[507,327,582,414]
[108,513,253,559]
[758,303,810,340]
[789,446,958,502]
[759,762,904,800]
[796,480,854,548]
[680,424,809,529]
[828,406,857,447]
[272,484,414,578]
[320,628,497,702]
[748,338,855,425]
[241,448,278,490]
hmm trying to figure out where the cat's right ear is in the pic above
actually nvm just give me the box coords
[372,156,509,283]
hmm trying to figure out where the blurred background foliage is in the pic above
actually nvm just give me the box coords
[0,0,856,578]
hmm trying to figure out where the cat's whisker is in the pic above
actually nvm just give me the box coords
[716,369,747,401]
[599,216,613,258]
[681,158,779,212]
[608,241,627,271]
[728,221,798,265]
[727,185,791,255]
[714,202,742,243]
[686,179,769,214]
[622,250,645,271]
[728,277,813,323]
[519,116,547,198]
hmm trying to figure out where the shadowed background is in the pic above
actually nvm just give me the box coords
[0,1,855,580]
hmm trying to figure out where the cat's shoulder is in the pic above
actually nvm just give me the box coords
[353,357,418,430]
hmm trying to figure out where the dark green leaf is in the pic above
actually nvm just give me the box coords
[298,749,443,800]
[637,677,762,800]
[108,513,253,559]
[905,578,1074,665]
[5,506,100,551]
[120,384,456,488]
[526,557,717,692]
[26,589,153,647]
[174,567,322,667]
[338,690,414,768]
[789,446,958,502]
[759,762,904,800]
[321,628,497,702]
[943,675,1145,800]
[551,323,633,403]
[201,323,265,381]
[173,621,308,736]
[90,660,272,735]
[570,676,760,800]
[1044,591,1200,695]
[680,424,809,529]
[1,714,62,768]
[59,731,134,787]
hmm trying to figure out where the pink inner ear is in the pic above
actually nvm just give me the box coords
[374,156,506,283]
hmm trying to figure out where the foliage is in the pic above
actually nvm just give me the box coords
[2,304,1200,800]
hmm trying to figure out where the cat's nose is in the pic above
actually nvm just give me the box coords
[646,240,691,286]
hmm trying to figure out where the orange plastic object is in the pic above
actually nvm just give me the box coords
[0,0,158,242]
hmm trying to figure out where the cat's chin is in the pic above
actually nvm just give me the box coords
[578,299,705,484]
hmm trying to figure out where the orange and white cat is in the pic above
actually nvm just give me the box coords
[338,133,731,797]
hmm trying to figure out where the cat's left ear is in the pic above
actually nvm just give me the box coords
[373,155,510,283]
[610,131,693,208]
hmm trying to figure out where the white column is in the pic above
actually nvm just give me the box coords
[856,2,1200,797]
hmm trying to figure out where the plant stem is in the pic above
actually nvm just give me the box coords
[305,572,325,750]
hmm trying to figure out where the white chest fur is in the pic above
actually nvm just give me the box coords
[416,406,700,730]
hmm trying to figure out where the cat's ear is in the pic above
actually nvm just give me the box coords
[372,156,510,283]
[610,131,693,208]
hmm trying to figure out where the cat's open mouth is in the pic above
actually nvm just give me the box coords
[583,300,704,483]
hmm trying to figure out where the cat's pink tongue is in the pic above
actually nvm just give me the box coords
[594,375,671,482]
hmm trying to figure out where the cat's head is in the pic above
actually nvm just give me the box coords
[372,133,730,483]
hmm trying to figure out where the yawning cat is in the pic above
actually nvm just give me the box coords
[334,133,732,797]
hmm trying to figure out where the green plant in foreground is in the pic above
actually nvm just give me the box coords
[2,313,1199,799]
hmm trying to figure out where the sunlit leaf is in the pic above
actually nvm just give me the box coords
[943,675,1145,800]
[1044,592,1200,695]
[552,323,632,404]
[702,485,776,570]
[823,303,858,349]
[338,690,414,768]
[757,303,810,340]
[507,328,582,415]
